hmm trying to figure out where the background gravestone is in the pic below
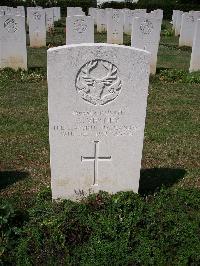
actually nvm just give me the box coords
[27,6,42,25]
[131,17,162,74]
[190,19,200,72]
[96,9,107,33]
[48,43,150,200]
[45,8,54,32]
[175,10,183,36]
[172,10,178,30]
[107,9,124,44]
[179,13,196,47]
[123,9,132,35]
[53,7,61,22]
[29,9,46,48]
[88,7,98,25]
[0,14,27,70]
[67,7,85,17]
[66,15,94,45]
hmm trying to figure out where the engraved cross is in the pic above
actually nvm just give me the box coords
[81,141,111,186]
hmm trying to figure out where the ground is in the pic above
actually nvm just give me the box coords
[0,20,199,202]
[0,20,200,265]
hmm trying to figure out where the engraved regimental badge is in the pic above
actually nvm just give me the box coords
[33,12,41,20]
[187,15,194,23]
[112,12,120,22]
[73,19,87,33]
[4,18,18,33]
[140,19,154,35]
[76,59,122,106]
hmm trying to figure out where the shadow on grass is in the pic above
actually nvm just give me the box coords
[139,168,186,196]
[156,67,171,73]
[0,171,29,190]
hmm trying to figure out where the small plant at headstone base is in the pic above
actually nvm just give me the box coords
[1,187,200,265]
[156,69,200,84]
[47,27,62,47]
[162,29,173,37]
[54,20,63,28]
[0,68,46,84]
[0,202,28,264]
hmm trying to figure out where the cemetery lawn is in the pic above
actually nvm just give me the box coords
[1,21,200,265]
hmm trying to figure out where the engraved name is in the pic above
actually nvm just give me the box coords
[53,109,139,137]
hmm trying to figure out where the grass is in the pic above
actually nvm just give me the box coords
[0,20,200,265]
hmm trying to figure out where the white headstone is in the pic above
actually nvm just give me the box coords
[146,10,163,21]
[67,7,85,17]
[179,13,196,47]
[107,9,124,44]
[189,10,200,17]
[57,7,61,20]
[53,7,59,22]
[124,9,147,35]
[27,6,42,25]
[96,9,107,33]
[0,6,6,14]
[131,17,162,74]
[135,9,147,13]
[29,9,46,48]
[190,19,200,72]
[0,15,27,70]
[47,43,150,201]
[15,6,25,17]
[45,8,54,32]
[66,15,94,44]
[175,10,183,36]
[4,7,13,15]
[88,7,98,25]
[133,10,147,17]
[105,8,113,17]
[123,9,132,35]
[172,10,178,30]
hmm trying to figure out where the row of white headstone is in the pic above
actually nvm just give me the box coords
[0,6,61,70]
[88,7,163,34]
[66,8,163,74]
[172,10,200,72]
[0,6,162,75]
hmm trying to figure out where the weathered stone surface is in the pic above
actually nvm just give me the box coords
[190,19,200,72]
[131,17,161,74]
[48,43,150,200]
[0,14,27,70]
[66,15,94,44]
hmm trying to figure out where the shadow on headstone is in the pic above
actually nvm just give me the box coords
[139,168,186,196]
[0,171,29,190]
